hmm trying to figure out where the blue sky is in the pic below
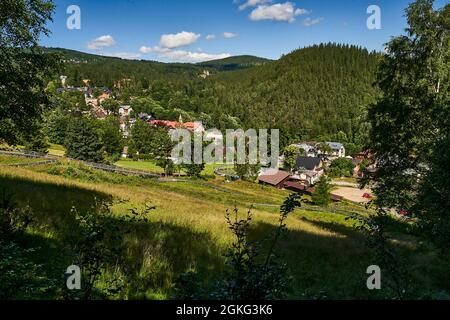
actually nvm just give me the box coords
[40,0,448,62]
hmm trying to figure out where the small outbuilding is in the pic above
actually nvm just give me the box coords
[258,170,291,189]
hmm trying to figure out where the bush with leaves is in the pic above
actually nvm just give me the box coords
[348,207,411,299]
[0,189,57,299]
[22,126,50,154]
[210,193,301,300]
[98,116,124,161]
[66,200,155,300]
[328,158,355,178]
[283,145,304,172]
[0,189,33,241]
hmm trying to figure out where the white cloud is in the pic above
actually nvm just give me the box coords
[139,45,230,63]
[104,52,141,60]
[303,17,324,26]
[223,32,237,39]
[156,49,231,63]
[87,35,116,50]
[159,31,200,49]
[139,46,170,54]
[206,34,216,40]
[249,2,308,23]
[238,0,272,11]
[295,8,310,16]
[139,46,153,54]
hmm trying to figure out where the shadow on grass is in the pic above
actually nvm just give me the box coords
[1,175,225,299]
[0,175,112,237]
[248,220,377,299]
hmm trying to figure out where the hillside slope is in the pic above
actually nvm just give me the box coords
[198,55,272,71]
[45,47,205,88]
[204,43,380,143]
[45,48,270,87]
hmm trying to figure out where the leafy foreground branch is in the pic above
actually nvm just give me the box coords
[176,193,301,300]
[0,189,57,299]
[348,205,411,300]
[65,200,156,300]
[215,193,301,299]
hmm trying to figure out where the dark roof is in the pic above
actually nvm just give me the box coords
[295,157,321,171]
[258,170,291,186]
[284,181,306,191]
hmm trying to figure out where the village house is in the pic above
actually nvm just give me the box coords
[290,142,318,157]
[138,113,154,122]
[119,105,133,117]
[98,88,112,104]
[318,142,346,158]
[119,117,130,138]
[92,107,107,119]
[290,141,345,159]
[150,120,205,133]
[291,156,324,185]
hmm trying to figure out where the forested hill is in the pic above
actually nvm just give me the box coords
[44,48,270,87]
[45,47,205,87]
[203,43,380,145]
[198,55,272,71]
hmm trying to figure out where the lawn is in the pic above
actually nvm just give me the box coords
[115,159,233,177]
[1,155,447,300]
[115,159,165,174]
[48,143,66,157]
[0,155,48,165]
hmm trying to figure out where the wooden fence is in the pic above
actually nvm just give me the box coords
[0,150,160,178]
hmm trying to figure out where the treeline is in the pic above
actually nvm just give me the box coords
[45,48,204,89]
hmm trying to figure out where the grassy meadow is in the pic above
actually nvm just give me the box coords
[115,158,232,178]
[1,156,448,299]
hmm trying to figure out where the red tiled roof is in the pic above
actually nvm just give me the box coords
[150,120,202,132]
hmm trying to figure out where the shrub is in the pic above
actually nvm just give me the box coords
[312,175,332,206]
[328,158,355,178]
[211,193,301,299]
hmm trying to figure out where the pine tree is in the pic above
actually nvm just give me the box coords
[312,175,331,207]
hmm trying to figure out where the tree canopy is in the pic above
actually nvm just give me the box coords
[367,0,449,250]
[0,0,60,145]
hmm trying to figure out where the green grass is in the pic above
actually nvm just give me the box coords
[115,159,233,178]
[0,155,47,165]
[48,144,66,157]
[1,155,448,300]
[115,159,165,174]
